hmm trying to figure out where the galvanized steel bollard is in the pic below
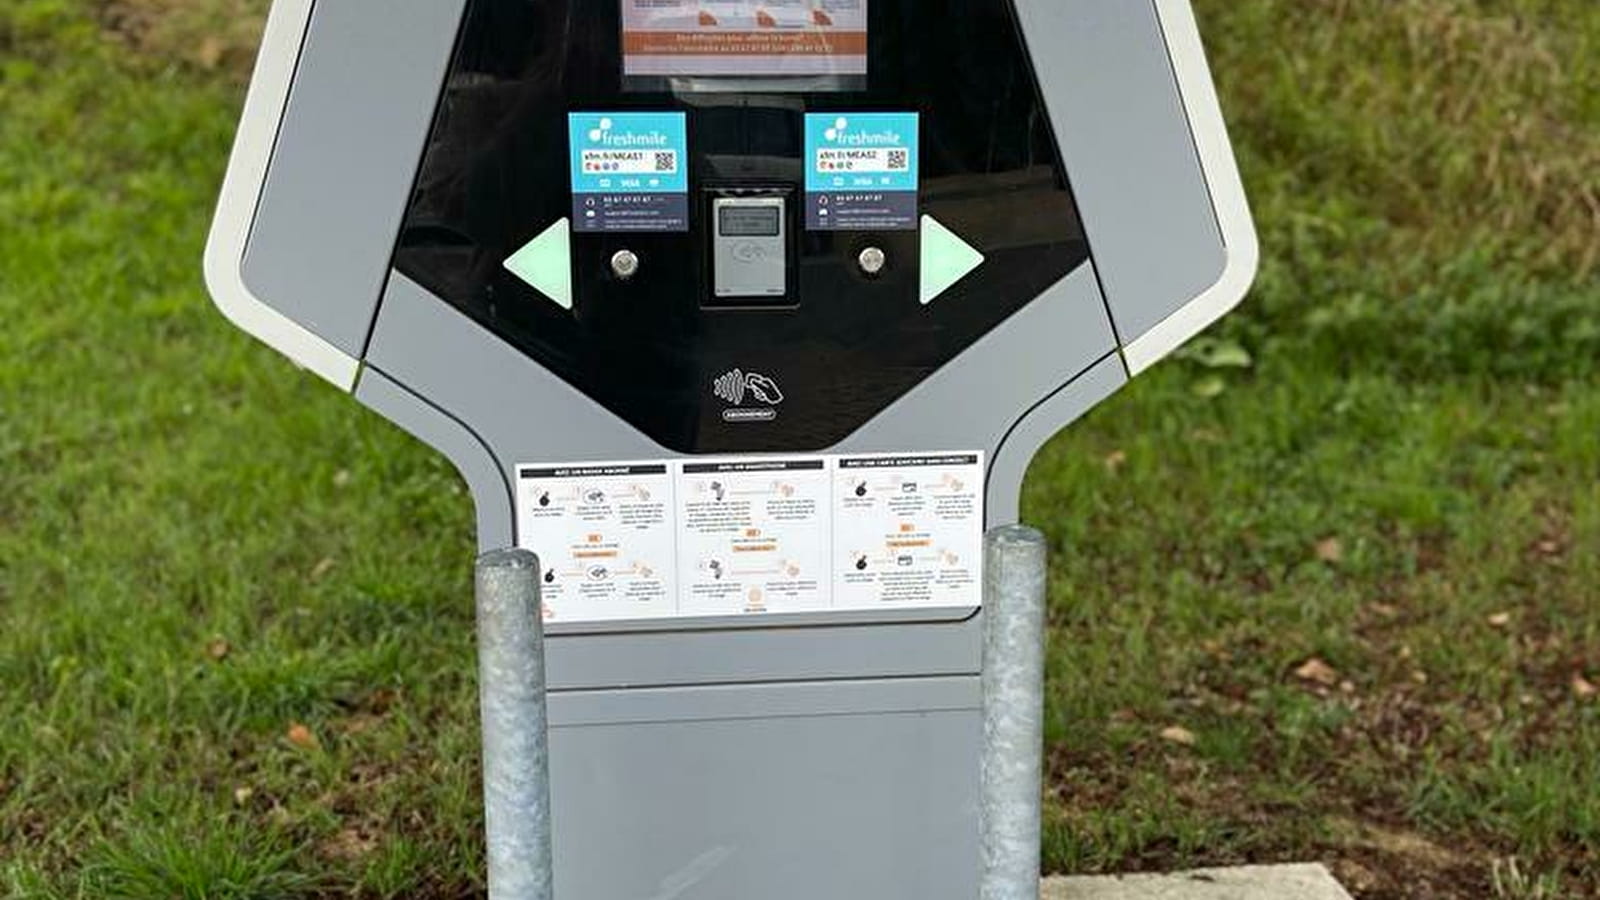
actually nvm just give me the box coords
[476,549,555,900]
[979,525,1050,900]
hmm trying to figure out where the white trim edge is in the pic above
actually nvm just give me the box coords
[1124,0,1261,376]
[202,0,361,392]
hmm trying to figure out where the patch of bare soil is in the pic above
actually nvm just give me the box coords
[1324,819,1486,900]
[98,0,267,76]
[1045,575,1596,899]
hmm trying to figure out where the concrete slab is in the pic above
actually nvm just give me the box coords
[1043,864,1354,899]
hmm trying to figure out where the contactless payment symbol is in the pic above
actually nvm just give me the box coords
[569,112,689,233]
[805,112,920,232]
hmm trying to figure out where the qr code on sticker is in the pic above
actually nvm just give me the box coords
[886,149,909,170]
[654,151,677,172]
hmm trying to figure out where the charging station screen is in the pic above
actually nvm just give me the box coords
[719,205,782,236]
[621,0,868,81]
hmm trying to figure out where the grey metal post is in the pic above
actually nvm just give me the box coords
[979,525,1049,900]
[476,549,555,900]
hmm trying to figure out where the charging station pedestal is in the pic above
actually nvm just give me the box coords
[207,2,1256,896]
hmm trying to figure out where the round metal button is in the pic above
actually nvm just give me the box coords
[610,249,641,280]
[858,246,887,277]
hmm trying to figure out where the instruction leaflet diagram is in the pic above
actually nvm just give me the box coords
[516,453,983,622]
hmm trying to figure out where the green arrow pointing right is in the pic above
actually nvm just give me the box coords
[919,215,985,306]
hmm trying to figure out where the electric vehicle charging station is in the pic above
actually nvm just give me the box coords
[206,1,1257,896]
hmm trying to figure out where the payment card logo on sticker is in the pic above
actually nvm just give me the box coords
[804,112,920,231]
[569,112,689,233]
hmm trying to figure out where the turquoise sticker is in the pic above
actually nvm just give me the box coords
[569,112,689,233]
[804,112,920,231]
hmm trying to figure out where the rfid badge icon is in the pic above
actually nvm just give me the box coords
[714,368,784,423]
[713,369,784,407]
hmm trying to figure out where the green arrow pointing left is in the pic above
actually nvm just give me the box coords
[503,218,572,310]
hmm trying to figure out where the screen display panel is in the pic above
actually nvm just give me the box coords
[622,0,867,89]
[719,205,782,237]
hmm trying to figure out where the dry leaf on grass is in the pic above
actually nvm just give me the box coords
[322,827,377,861]
[1159,725,1197,747]
[204,637,230,661]
[1314,537,1344,564]
[1295,657,1341,687]
[196,36,225,69]
[1573,674,1598,699]
[1487,611,1512,629]
[337,715,385,737]
[366,688,400,713]
[286,722,320,750]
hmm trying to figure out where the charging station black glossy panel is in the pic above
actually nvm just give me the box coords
[394,0,1091,453]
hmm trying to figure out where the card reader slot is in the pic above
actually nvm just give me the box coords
[707,188,795,306]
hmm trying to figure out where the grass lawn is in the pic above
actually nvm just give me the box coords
[2,0,1597,897]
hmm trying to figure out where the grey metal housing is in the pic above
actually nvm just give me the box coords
[204,1,1256,896]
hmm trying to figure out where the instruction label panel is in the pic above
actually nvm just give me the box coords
[517,453,982,623]
[834,454,983,608]
[804,112,920,231]
[678,459,831,617]
[569,112,689,233]
[515,463,677,622]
